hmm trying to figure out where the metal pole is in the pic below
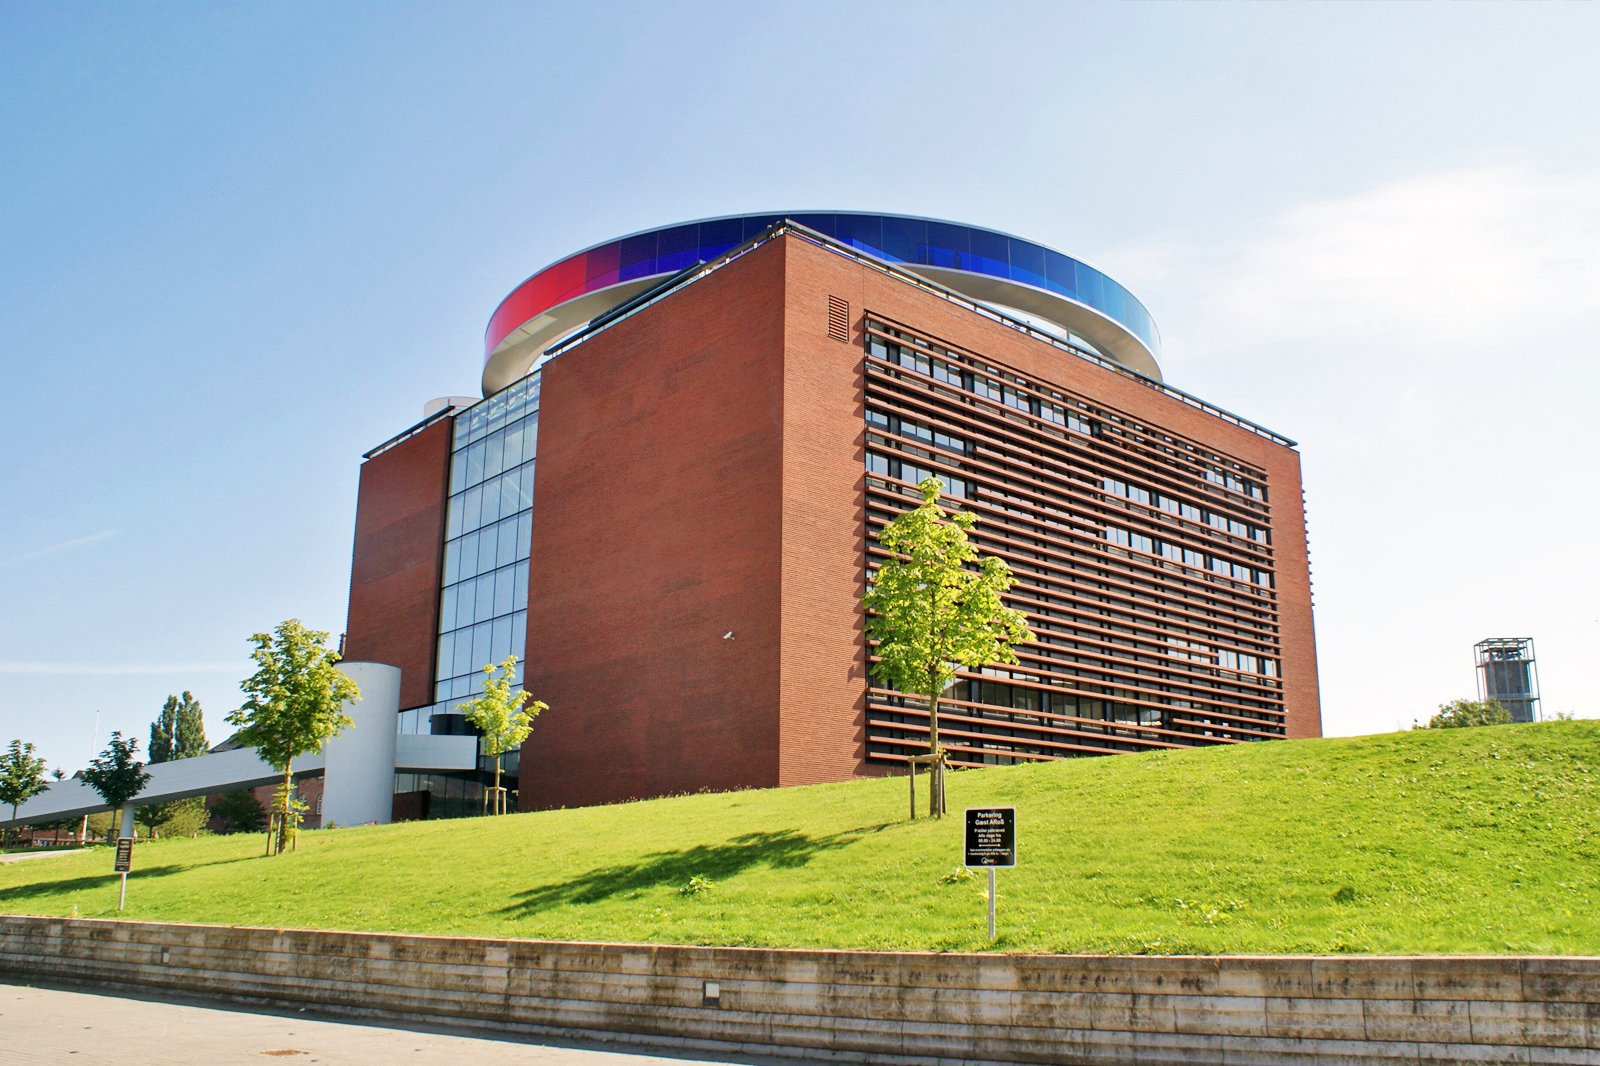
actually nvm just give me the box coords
[909,764,915,821]
[118,872,127,912]
[987,868,996,941]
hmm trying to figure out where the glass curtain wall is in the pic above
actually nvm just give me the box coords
[395,372,540,817]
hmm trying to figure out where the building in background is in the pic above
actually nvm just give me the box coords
[343,214,1321,814]
[1475,637,1541,724]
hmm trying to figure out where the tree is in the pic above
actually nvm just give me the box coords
[456,656,546,815]
[1422,699,1513,730]
[80,732,152,836]
[0,740,50,841]
[138,692,211,837]
[227,619,360,855]
[150,691,208,762]
[863,478,1034,818]
[209,789,267,834]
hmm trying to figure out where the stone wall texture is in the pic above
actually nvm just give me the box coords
[2,917,1595,1064]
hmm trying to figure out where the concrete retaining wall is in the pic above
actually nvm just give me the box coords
[1,916,1596,1064]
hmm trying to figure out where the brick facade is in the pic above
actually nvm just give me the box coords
[344,419,451,713]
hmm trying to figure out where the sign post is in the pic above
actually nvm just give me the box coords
[114,836,133,911]
[963,807,1015,941]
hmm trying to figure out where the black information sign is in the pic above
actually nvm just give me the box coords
[963,807,1016,868]
[114,837,133,873]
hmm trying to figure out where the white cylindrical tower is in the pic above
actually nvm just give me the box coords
[319,661,401,826]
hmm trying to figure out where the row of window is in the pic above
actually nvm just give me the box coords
[1103,477,1269,545]
[956,678,1165,727]
[865,408,973,456]
[450,412,538,494]
[1104,525,1274,587]
[871,335,1102,439]
[453,372,540,449]
[869,326,1268,504]
[865,451,969,499]
[436,611,529,700]
[444,512,533,586]
[447,464,536,542]
[441,559,531,632]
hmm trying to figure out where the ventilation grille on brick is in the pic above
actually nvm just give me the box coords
[827,296,850,342]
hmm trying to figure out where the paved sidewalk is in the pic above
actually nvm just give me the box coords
[1,981,806,1066]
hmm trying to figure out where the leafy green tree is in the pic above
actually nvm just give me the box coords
[226,619,359,855]
[457,656,546,814]
[138,692,211,837]
[209,789,267,834]
[0,740,50,841]
[150,691,208,762]
[80,732,152,835]
[1423,699,1513,729]
[863,478,1034,818]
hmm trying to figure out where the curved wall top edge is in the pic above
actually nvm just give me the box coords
[483,212,1161,389]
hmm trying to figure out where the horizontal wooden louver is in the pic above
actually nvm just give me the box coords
[827,295,850,342]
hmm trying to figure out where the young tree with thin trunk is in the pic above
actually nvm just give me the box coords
[863,478,1033,819]
[457,656,545,814]
[0,740,50,840]
[80,733,151,837]
[226,620,359,855]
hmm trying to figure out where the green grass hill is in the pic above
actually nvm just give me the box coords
[4,721,1598,955]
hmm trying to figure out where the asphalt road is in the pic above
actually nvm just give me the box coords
[1,982,809,1066]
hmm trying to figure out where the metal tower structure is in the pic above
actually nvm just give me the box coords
[1474,637,1541,724]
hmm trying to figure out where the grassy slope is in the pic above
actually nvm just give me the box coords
[3,721,1597,955]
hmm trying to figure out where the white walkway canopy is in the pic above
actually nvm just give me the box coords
[0,663,478,829]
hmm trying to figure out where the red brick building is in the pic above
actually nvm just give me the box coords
[344,215,1319,814]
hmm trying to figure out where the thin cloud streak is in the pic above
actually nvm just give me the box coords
[0,662,239,676]
[1,530,117,567]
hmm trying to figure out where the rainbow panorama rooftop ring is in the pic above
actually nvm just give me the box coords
[482,212,1162,395]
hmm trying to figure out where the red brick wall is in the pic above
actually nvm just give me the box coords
[776,261,874,784]
[520,242,788,810]
[344,420,451,711]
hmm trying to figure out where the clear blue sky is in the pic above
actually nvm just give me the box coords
[3,2,1596,772]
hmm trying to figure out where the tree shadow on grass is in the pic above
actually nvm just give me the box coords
[497,825,891,916]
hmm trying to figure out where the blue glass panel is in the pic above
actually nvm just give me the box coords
[1127,303,1154,349]
[834,213,885,259]
[1101,279,1127,326]
[880,216,926,263]
[616,233,660,282]
[925,221,968,270]
[1076,265,1105,310]
[788,213,837,236]
[655,223,700,272]
[965,227,1008,278]
[1044,250,1078,299]
[1009,238,1046,290]
[741,214,788,241]
[698,217,742,259]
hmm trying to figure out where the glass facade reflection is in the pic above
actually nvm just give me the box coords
[393,372,540,815]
